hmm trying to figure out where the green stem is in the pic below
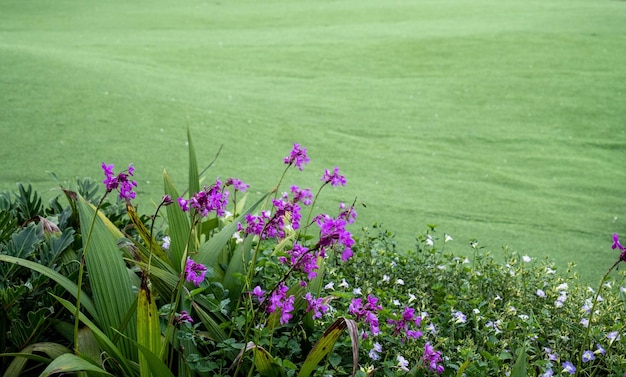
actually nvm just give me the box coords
[576,259,620,374]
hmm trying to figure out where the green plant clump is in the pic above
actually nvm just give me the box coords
[0,132,624,377]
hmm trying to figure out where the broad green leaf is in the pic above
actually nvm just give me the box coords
[112,329,176,377]
[137,280,161,377]
[76,195,137,361]
[297,317,358,377]
[0,255,98,320]
[52,295,135,376]
[1,342,69,377]
[233,343,285,377]
[191,302,228,343]
[39,353,114,376]
[163,170,190,272]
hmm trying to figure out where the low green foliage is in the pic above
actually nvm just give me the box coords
[0,136,625,377]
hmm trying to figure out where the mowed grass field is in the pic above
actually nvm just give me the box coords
[1,0,625,282]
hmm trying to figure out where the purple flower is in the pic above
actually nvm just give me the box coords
[279,243,319,280]
[541,369,554,377]
[181,179,229,218]
[321,166,347,187]
[284,143,310,171]
[290,185,313,205]
[226,178,249,192]
[304,292,328,320]
[101,163,138,200]
[544,347,559,361]
[612,233,626,262]
[387,307,423,341]
[175,310,194,324]
[185,258,208,286]
[582,350,595,362]
[369,342,382,361]
[562,361,576,374]
[423,342,444,373]
[279,295,295,325]
[251,286,265,301]
[315,213,355,261]
[349,295,383,336]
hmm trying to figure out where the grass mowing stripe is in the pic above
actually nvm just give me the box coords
[1,0,624,283]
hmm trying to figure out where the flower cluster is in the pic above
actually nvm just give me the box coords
[349,295,383,336]
[184,258,208,286]
[178,179,230,218]
[101,162,138,200]
[283,143,310,171]
[314,204,357,262]
[321,166,347,187]
[265,283,295,325]
[387,307,423,341]
[423,342,444,373]
[304,292,329,320]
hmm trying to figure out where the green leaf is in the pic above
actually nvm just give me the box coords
[163,170,190,272]
[52,294,135,376]
[1,342,69,377]
[297,317,358,377]
[126,202,170,265]
[137,281,161,377]
[510,344,527,377]
[0,255,98,320]
[39,353,114,376]
[76,195,137,360]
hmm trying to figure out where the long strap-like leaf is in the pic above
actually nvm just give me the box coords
[76,196,137,361]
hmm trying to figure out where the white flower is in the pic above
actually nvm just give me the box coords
[603,281,612,289]
[232,232,243,244]
[426,235,434,247]
[396,355,410,372]
[621,286,626,294]
[445,234,453,242]
[162,236,171,250]
[382,274,390,282]
[607,331,620,342]
[580,318,589,328]
[395,278,405,286]
[408,293,417,303]
[463,258,470,264]
[427,323,437,334]
[324,281,335,290]
[437,265,446,270]
[518,314,529,321]
[473,308,481,315]
[353,287,362,295]
[452,310,467,324]
[338,279,349,289]
[546,267,556,274]
[495,295,502,301]
[536,289,546,298]
[393,299,401,306]
[556,283,569,291]
[522,255,531,263]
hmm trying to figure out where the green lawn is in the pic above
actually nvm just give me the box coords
[1,0,625,282]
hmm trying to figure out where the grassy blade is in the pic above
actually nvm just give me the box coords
[113,330,176,377]
[39,353,114,376]
[0,255,97,321]
[187,126,200,200]
[76,196,137,360]
[1,342,69,377]
[137,280,161,377]
[163,170,190,272]
[297,317,358,377]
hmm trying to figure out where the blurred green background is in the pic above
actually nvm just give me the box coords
[1,0,625,282]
